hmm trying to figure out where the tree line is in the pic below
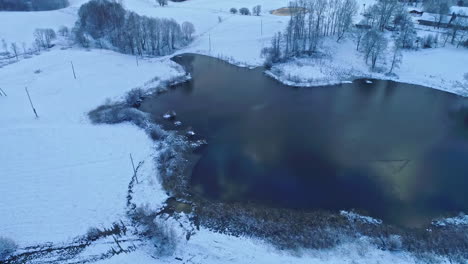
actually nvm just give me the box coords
[0,0,69,11]
[73,0,194,56]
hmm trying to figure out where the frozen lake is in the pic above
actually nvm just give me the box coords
[141,54,468,227]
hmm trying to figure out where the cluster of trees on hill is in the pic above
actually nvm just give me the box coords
[0,0,69,11]
[74,0,194,56]
[262,0,359,65]
[230,5,262,16]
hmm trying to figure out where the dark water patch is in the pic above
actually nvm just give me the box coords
[140,54,468,228]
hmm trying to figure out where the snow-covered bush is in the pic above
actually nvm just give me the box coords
[230,7,237,14]
[239,7,251,15]
[181,21,195,41]
[146,124,167,140]
[377,234,403,251]
[58,26,69,37]
[422,34,438,49]
[0,236,18,261]
[125,88,145,107]
[86,227,102,241]
[131,207,178,256]
[89,103,148,126]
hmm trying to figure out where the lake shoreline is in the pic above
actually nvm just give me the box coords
[86,53,468,261]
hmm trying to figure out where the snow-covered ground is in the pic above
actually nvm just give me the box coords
[1,0,467,263]
[0,48,183,245]
[83,228,425,264]
[267,38,468,96]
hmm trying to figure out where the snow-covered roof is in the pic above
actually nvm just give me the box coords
[418,12,452,23]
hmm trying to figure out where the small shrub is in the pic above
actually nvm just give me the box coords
[86,227,102,240]
[230,7,237,14]
[0,236,18,261]
[131,206,178,256]
[386,234,403,251]
[239,7,250,15]
[422,34,437,48]
[88,103,148,126]
[146,124,167,140]
[125,88,145,107]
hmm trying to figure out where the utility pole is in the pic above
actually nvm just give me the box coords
[135,55,139,67]
[70,61,76,79]
[25,87,38,118]
[0,88,6,96]
[129,153,139,184]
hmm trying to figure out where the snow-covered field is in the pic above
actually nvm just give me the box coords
[0,0,467,263]
[0,48,184,245]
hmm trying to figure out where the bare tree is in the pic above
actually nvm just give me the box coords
[22,42,27,56]
[156,0,167,7]
[367,0,400,31]
[263,0,360,60]
[336,0,358,41]
[1,39,8,54]
[10,42,18,60]
[388,44,403,74]
[393,8,417,49]
[252,5,261,16]
[354,26,368,51]
[182,21,195,41]
[34,28,56,49]
[362,29,388,69]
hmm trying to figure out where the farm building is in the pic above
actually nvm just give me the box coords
[417,12,468,29]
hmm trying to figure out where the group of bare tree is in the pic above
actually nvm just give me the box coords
[229,5,262,16]
[1,28,57,62]
[74,0,194,56]
[34,29,57,50]
[0,0,69,11]
[356,0,411,71]
[262,0,358,66]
